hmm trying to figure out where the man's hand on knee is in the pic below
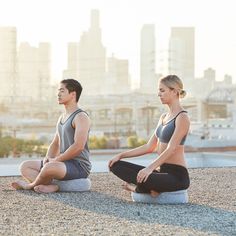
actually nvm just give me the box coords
[43,157,49,165]
[48,157,60,163]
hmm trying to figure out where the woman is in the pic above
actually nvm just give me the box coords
[109,75,190,197]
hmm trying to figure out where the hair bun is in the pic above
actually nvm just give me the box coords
[179,89,187,98]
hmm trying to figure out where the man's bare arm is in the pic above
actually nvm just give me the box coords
[46,133,60,158]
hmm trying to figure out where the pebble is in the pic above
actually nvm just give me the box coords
[0,167,235,235]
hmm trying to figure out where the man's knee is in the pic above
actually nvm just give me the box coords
[40,162,65,177]
[41,162,55,175]
[19,160,33,174]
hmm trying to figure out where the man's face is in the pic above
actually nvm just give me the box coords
[57,83,72,104]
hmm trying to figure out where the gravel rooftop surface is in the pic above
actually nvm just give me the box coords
[0,167,235,236]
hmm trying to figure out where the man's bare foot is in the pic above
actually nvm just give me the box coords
[34,184,59,193]
[150,190,160,197]
[11,180,31,190]
[122,182,136,192]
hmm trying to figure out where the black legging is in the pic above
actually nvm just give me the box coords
[110,161,190,193]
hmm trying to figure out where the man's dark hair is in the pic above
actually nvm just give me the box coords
[61,79,83,102]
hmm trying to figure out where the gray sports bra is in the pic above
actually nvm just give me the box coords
[155,111,187,145]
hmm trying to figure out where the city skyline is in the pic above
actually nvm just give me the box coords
[0,0,235,85]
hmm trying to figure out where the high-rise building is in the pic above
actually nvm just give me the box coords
[223,74,233,85]
[169,27,195,85]
[203,67,215,90]
[38,43,52,100]
[65,9,106,95]
[64,9,134,95]
[204,68,215,81]
[63,42,79,79]
[140,24,156,94]
[106,55,130,94]
[0,27,17,101]
[17,42,51,101]
[78,9,106,94]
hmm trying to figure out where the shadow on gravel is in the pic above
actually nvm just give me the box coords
[17,189,236,236]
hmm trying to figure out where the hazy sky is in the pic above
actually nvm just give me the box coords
[0,0,235,84]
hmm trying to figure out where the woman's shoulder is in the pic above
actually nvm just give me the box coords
[178,110,189,118]
[175,111,190,125]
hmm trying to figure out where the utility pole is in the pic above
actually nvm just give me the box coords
[0,122,2,138]
[12,128,19,157]
[146,101,150,137]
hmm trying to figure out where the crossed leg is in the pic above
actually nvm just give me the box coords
[111,161,160,197]
[11,160,66,193]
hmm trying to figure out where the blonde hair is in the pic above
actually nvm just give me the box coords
[160,75,187,98]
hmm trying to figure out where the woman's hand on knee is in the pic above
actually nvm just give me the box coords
[137,167,153,183]
[108,154,121,169]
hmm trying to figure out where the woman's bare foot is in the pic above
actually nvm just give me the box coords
[150,190,160,197]
[122,182,136,192]
[11,180,31,190]
[34,184,59,193]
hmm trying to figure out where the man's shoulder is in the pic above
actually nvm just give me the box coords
[75,110,89,117]
[71,111,90,129]
[74,111,90,123]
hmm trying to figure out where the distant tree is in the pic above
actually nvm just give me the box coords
[138,138,146,146]
[0,136,47,157]
[0,136,13,157]
[89,136,108,149]
[97,136,108,149]
[127,136,146,148]
[127,136,139,148]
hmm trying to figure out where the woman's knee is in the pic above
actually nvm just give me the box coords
[110,161,122,173]
[182,178,190,190]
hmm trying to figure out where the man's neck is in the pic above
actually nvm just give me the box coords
[64,103,79,114]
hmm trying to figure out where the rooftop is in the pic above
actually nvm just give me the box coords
[0,167,235,235]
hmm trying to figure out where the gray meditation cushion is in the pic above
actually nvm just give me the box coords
[131,190,188,204]
[52,178,91,192]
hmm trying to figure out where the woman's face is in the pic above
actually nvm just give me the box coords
[158,82,176,104]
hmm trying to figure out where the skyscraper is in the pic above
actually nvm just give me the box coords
[64,9,134,95]
[106,55,130,94]
[169,27,195,85]
[64,42,79,79]
[140,24,156,94]
[204,67,215,90]
[0,27,17,101]
[38,43,52,100]
[78,9,106,94]
[17,42,51,101]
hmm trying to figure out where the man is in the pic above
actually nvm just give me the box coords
[11,79,91,193]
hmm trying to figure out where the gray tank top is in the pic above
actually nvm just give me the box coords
[156,111,187,145]
[58,109,91,174]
